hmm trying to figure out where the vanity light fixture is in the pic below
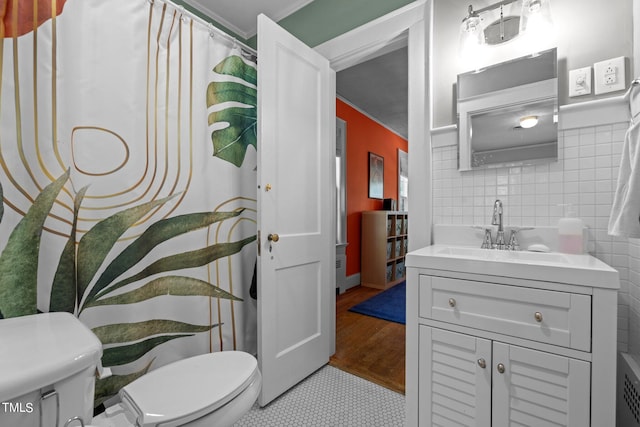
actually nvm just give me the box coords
[459,5,483,58]
[458,0,553,55]
[520,0,553,35]
[519,115,539,128]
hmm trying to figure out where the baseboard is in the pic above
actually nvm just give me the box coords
[339,273,361,293]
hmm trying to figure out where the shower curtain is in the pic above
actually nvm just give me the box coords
[0,0,257,405]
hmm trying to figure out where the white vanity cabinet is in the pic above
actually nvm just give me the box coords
[405,245,619,427]
[420,326,590,427]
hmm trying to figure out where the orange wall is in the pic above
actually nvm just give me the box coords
[336,99,408,277]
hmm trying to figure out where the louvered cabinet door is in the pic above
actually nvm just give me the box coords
[492,342,591,427]
[419,326,491,427]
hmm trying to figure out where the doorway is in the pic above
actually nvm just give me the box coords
[329,43,409,393]
[315,0,430,397]
[334,40,409,294]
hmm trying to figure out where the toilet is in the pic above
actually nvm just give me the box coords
[0,312,261,427]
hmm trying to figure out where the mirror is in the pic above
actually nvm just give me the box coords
[457,48,558,171]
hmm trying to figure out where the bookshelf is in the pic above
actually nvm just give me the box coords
[361,211,408,289]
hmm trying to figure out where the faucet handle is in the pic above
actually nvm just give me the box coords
[507,227,534,251]
[482,229,494,249]
[472,226,494,249]
[509,226,535,232]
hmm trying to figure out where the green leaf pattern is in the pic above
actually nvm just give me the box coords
[101,335,195,367]
[0,178,255,404]
[50,186,87,313]
[92,319,217,345]
[0,179,4,223]
[86,210,244,304]
[94,236,255,300]
[207,55,257,167]
[84,275,241,309]
[0,171,69,318]
[0,53,257,406]
[94,359,154,407]
[77,194,177,304]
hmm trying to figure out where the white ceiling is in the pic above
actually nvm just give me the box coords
[337,47,408,139]
[181,0,313,39]
[185,0,409,140]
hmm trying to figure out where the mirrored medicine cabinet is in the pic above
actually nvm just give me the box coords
[457,48,558,171]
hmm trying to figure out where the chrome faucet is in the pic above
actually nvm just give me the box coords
[475,200,532,250]
[491,199,506,250]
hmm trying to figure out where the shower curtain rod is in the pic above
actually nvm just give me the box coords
[157,0,257,58]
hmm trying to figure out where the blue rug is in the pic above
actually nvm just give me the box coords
[348,282,405,324]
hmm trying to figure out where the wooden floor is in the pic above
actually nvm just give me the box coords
[329,285,406,394]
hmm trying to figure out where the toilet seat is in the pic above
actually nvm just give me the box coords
[119,351,259,427]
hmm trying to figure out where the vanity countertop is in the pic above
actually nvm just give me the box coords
[406,244,619,289]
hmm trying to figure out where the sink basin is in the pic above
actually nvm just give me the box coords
[435,246,571,264]
[406,244,619,288]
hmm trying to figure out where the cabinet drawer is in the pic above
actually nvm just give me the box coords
[419,275,591,351]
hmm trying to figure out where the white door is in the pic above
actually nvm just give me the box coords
[419,326,491,426]
[256,14,336,406]
[492,342,590,427]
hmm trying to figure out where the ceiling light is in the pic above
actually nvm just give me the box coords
[519,115,539,128]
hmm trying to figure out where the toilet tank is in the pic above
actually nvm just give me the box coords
[0,312,103,427]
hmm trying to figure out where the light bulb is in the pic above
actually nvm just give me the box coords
[520,0,553,35]
[459,14,486,70]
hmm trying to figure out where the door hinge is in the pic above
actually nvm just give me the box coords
[257,230,261,256]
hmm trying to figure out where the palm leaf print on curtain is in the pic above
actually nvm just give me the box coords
[208,55,258,167]
[0,0,258,406]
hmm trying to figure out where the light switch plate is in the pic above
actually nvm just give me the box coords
[594,57,626,95]
[568,67,591,97]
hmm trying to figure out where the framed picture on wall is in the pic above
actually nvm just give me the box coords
[368,152,384,199]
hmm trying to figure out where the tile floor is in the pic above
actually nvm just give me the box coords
[234,365,405,426]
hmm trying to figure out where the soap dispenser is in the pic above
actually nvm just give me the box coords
[558,204,584,254]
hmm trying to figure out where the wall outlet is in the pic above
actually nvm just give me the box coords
[594,57,626,94]
[604,74,616,85]
[568,67,592,97]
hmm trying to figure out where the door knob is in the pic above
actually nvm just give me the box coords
[497,363,506,374]
[268,233,280,242]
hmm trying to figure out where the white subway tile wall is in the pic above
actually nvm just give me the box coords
[432,122,631,351]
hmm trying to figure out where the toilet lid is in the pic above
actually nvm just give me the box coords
[120,351,258,427]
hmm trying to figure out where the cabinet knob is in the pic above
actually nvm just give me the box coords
[448,298,456,308]
[497,363,506,374]
[534,312,543,322]
[477,358,486,369]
